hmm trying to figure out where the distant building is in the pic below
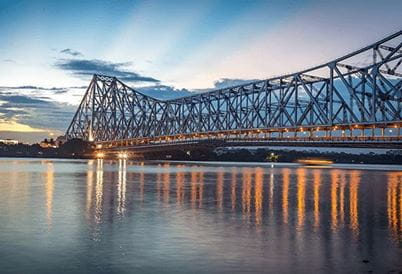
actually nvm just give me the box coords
[0,139,19,145]
[39,138,57,148]
[39,136,67,148]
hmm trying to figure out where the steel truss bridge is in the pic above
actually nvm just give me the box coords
[66,31,402,156]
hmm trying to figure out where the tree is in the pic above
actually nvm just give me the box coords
[266,152,279,162]
[59,138,93,156]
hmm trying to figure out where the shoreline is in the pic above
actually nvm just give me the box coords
[1,155,402,169]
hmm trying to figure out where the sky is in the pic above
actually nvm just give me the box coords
[0,0,401,143]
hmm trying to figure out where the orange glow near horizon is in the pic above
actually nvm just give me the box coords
[0,120,45,132]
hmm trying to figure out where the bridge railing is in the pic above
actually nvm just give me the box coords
[93,122,401,150]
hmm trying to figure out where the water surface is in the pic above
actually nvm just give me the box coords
[0,158,401,273]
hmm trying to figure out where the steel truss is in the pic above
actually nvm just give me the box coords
[66,31,402,143]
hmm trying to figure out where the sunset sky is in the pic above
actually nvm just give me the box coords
[0,0,401,143]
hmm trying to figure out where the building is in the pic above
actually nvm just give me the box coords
[0,139,19,145]
[39,138,57,148]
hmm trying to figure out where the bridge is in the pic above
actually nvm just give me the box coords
[66,31,402,158]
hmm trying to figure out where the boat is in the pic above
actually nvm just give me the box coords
[297,159,334,165]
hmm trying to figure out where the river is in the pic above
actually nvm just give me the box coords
[0,158,400,273]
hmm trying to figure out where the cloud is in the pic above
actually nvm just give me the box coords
[0,85,72,94]
[137,85,192,100]
[136,78,262,100]
[0,91,76,133]
[56,59,160,83]
[189,78,261,93]
[0,94,52,106]
[136,78,261,99]
[60,48,83,57]
[0,130,60,144]
[213,78,260,89]
[0,119,45,132]
[3,59,15,63]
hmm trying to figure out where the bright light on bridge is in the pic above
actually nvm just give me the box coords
[118,152,128,159]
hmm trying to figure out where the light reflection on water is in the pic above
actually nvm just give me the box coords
[0,158,401,273]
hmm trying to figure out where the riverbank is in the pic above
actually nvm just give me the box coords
[0,138,93,159]
[1,143,401,164]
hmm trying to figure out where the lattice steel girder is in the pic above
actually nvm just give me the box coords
[66,31,402,142]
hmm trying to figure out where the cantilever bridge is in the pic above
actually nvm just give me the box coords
[66,31,402,157]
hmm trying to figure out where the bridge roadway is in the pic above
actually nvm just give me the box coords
[95,134,402,159]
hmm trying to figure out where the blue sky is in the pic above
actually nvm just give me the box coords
[0,0,401,142]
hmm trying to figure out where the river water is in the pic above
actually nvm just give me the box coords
[0,158,400,273]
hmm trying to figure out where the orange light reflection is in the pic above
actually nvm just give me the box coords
[296,168,306,230]
[45,163,54,227]
[254,168,264,225]
[313,169,321,229]
[349,170,360,237]
[217,170,224,210]
[331,170,339,231]
[282,168,290,224]
[231,168,237,210]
